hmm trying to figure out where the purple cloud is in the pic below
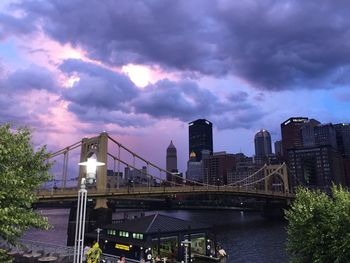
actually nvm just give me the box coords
[60,59,138,111]
[2,0,349,90]
[57,59,263,129]
[2,65,58,93]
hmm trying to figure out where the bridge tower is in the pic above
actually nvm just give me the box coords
[78,132,108,208]
[264,163,289,193]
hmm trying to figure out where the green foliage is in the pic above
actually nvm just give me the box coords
[0,124,52,259]
[285,186,350,263]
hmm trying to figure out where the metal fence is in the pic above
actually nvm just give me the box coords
[17,239,140,263]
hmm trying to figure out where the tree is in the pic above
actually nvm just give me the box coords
[285,186,350,263]
[0,124,51,261]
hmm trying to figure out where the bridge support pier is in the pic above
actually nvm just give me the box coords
[261,200,289,219]
[67,204,112,246]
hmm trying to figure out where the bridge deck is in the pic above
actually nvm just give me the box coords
[36,186,294,202]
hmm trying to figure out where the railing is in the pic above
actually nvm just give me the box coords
[101,253,139,263]
[11,240,141,263]
[12,239,140,263]
[19,239,74,257]
[36,185,295,201]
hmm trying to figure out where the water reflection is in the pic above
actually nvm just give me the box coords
[23,209,288,263]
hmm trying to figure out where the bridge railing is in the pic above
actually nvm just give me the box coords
[36,184,294,200]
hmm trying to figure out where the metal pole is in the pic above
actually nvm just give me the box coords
[133,155,136,188]
[74,179,87,263]
[113,158,117,189]
[63,149,69,189]
[181,240,191,263]
[147,162,150,190]
[117,145,121,189]
[96,228,102,244]
[206,168,209,189]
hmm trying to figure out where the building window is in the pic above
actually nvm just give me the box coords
[119,231,129,237]
[133,233,144,240]
[107,230,117,236]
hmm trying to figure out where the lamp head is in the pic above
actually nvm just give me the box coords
[79,155,105,185]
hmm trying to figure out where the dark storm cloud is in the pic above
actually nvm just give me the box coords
[0,92,53,131]
[216,1,350,90]
[4,0,350,90]
[67,103,151,128]
[12,0,223,73]
[0,65,61,131]
[226,91,249,102]
[130,79,261,129]
[0,13,35,40]
[60,59,138,111]
[57,59,262,129]
[212,110,266,130]
[131,79,215,121]
[1,65,58,92]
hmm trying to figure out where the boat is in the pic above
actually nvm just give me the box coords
[85,214,228,262]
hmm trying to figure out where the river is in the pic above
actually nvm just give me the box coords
[22,209,288,263]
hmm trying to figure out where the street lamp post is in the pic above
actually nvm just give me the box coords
[73,156,105,263]
[181,239,192,263]
[96,228,102,244]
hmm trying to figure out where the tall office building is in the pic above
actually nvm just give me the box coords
[334,123,350,158]
[203,152,236,185]
[274,140,283,156]
[254,129,272,157]
[287,145,345,190]
[189,119,213,162]
[314,123,337,149]
[334,123,350,186]
[166,140,178,183]
[281,117,309,156]
[187,152,203,183]
[301,119,320,147]
[166,140,177,172]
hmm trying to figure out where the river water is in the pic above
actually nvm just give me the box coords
[22,209,288,263]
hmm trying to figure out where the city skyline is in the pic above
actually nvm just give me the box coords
[1,1,350,174]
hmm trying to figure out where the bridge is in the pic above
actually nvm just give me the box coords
[37,132,294,207]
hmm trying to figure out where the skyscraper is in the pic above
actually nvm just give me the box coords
[301,119,321,147]
[187,152,202,183]
[334,123,350,186]
[166,140,178,183]
[281,117,309,156]
[166,140,177,172]
[334,123,350,158]
[189,119,213,162]
[254,129,272,157]
[287,145,345,190]
[314,123,337,149]
[203,151,236,185]
[274,140,283,156]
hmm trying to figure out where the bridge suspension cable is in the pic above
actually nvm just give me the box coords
[41,133,291,198]
[107,136,214,187]
[227,164,267,186]
[240,163,286,187]
[47,140,82,159]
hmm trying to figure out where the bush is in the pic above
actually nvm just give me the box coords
[285,185,350,263]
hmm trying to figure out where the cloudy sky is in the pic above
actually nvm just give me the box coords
[1,0,350,174]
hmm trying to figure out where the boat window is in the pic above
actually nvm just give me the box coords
[107,229,117,236]
[119,231,129,237]
[132,233,144,239]
[184,233,206,255]
[151,236,178,259]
